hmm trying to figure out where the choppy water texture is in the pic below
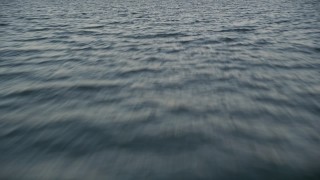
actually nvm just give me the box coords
[1,0,320,179]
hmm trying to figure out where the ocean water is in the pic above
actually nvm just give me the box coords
[0,0,320,179]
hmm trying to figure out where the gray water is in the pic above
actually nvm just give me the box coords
[1,0,320,179]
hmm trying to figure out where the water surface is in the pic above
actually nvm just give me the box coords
[0,0,320,179]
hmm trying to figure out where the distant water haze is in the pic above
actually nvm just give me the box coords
[0,0,320,179]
